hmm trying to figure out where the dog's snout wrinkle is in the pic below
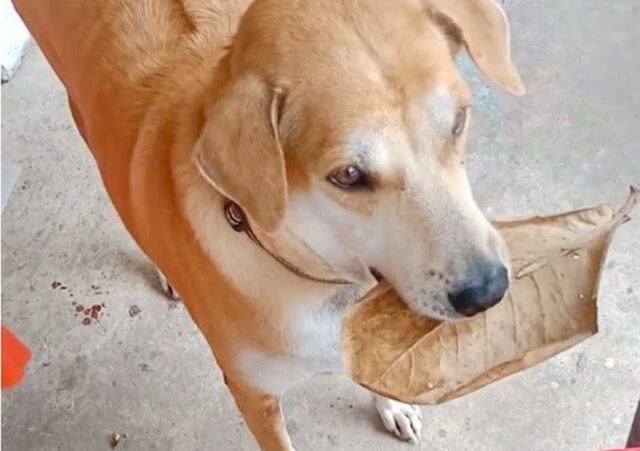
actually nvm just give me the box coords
[448,261,508,317]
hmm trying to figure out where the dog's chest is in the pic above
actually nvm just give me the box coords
[237,286,363,395]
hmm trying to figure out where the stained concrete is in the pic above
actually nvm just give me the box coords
[2,1,639,450]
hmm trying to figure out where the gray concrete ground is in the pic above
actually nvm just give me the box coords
[2,1,639,450]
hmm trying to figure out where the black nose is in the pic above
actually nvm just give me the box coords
[448,263,509,316]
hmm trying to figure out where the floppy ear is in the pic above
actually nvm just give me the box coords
[194,74,287,234]
[426,0,525,95]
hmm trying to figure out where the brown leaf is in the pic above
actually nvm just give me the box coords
[109,433,121,448]
[342,188,637,405]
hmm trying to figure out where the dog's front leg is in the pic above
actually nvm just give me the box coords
[155,269,293,449]
[225,375,295,451]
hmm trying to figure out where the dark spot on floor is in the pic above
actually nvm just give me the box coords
[74,303,105,325]
[327,433,339,445]
[129,305,141,318]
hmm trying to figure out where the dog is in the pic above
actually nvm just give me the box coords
[13,0,523,448]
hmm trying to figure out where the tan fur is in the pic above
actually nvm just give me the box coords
[13,0,523,449]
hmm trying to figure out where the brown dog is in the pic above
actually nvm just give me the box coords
[13,0,524,449]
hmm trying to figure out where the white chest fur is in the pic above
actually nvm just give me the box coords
[236,286,365,396]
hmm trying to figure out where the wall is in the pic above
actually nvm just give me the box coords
[1,0,30,81]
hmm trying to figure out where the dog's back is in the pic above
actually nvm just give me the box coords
[13,0,247,100]
[13,0,245,190]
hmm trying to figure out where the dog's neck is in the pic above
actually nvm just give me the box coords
[175,153,347,313]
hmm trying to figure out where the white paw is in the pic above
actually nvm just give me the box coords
[156,268,181,301]
[374,395,423,444]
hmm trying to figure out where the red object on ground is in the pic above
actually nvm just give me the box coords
[1,326,31,389]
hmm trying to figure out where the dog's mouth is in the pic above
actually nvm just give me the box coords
[369,267,384,283]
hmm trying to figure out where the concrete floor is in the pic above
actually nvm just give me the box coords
[2,1,639,449]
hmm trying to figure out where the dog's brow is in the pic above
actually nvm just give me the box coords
[427,85,456,134]
[349,134,390,171]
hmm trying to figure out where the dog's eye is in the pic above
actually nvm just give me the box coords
[452,107,468,137]
[327,165,368,190]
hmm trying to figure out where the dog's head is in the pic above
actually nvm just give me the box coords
[194,0,524,319]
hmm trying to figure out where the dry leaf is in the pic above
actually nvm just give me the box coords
[109,433,121,448]
[342,188,637,405]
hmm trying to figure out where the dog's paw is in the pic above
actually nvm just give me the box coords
[156,268,181,301]
[374,395,423,444]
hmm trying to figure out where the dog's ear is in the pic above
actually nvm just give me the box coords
[194,74,287,234]
[426,0,525,95]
